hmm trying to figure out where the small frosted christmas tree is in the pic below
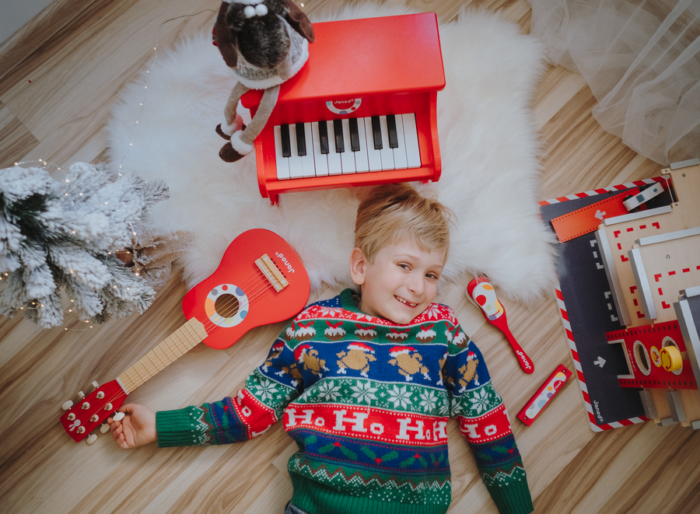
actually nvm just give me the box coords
[0,162,169,328]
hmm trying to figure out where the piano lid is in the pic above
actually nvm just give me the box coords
[241,13,445,106]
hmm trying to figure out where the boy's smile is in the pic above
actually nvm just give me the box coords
[350,239,446,325]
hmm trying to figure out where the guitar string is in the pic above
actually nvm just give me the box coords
[194,253,292,331]
[73,250,300,429]
[197,267,276,333]
[111,272,276,398]
[174,257,286,336]
[197,274,276,335]
[75,277,276,432]
[73,265,293,431]
[80,279,279,430]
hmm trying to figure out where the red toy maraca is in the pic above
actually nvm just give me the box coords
[467,277,534,374]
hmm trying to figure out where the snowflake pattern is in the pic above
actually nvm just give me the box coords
[316,306,344,318]
[252,380,279,403]
[421,304,444,321]
[352,312,377,323]
[351,381,378,404]
[316,380,342,402]
[469,387,491,415]
[419,389,438,413]
[387,385,412,410]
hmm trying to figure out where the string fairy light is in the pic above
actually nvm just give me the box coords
[6,3,315,331]
[5,10,221,332]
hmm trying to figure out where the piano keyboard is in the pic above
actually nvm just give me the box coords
[274,114,421,180]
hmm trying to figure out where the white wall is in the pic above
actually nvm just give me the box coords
[0,0,56,45]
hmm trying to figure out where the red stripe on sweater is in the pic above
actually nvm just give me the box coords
[457,404,512,444]
[284,403,449,446]
[233,389,278,439]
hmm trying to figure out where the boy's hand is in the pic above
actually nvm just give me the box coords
[108,403,157,449]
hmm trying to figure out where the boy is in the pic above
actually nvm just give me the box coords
[109,184,534,514]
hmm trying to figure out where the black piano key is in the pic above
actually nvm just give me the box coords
[371,116,383,149]
[281,124,291,158]
[318,120,329,155]
[387,115,399,149]
[349,118,360,152]
[333,119,345,153]
[295,123,306,156]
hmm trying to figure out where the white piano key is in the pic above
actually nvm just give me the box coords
[301,122,316,178]
[401,113,421,168]
[363,117,382,172]
[287,123,303,179]
[327,120,342,176]
[341,118,356,174]
[311,121,329,177]
[354,118,370,173]
[392,115,408,170]
[274,125,290,180]
[379,115,395,171]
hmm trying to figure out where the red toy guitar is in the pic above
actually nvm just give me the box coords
[467,277,534,374]
[59,229,310,443]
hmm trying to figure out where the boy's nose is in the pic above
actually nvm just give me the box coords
[407,274,424,296]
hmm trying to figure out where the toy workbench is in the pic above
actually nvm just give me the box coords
[540,159,700,431]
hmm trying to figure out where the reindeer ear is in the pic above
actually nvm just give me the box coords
[214,2,238,68]
[281,0,315,43]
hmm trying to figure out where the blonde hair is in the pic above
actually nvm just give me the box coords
[354,183,454,263]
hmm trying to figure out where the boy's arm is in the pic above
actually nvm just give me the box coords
[444,329,534,514]
[156,323,302,448]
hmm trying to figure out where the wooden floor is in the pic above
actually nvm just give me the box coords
[1,0,698,513]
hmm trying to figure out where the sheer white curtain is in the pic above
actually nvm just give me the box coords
[529,0,700,165]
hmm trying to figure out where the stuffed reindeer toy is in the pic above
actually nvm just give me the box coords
[213,0,315,163]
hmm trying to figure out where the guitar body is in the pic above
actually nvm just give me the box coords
[182,228,310,349]
[60,229,310,443]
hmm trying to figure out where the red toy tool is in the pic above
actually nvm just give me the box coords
[467,277,535,373]
[517,364,572,426]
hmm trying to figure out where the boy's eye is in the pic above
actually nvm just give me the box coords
[426,273,439,280]
[398,263,410,270]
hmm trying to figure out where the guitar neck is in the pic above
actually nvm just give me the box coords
[117,318,208,394]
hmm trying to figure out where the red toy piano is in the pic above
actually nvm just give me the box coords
[241,13,446,204]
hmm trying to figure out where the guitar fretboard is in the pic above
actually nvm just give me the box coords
[117,318,207,394]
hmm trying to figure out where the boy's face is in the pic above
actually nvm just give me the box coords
[350,239,445,325]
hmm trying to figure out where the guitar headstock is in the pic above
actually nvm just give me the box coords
[60,380,128,443]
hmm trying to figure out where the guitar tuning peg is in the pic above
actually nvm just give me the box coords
[86,433,98,445]
[62,400,74,411]
[92,381,100,389]
[100,423,110,434]
[78,391,85,399]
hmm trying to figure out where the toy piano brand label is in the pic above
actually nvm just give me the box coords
[326,98,362,115]
[517,364,572,426]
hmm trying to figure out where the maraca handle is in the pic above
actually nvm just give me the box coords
[503,328,535,374]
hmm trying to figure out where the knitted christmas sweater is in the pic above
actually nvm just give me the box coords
[156,289,534,514]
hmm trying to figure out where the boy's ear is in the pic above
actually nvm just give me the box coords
[349,247,367,286]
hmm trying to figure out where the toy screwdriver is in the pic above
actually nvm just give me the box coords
[467,277,534,373]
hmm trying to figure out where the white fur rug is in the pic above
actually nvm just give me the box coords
[106,4,557,304]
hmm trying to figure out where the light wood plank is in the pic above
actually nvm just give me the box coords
[0,1,696,513]
[0,101,40,167]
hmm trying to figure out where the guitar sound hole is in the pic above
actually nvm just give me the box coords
[215,294,240,318]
